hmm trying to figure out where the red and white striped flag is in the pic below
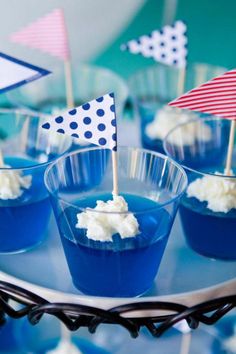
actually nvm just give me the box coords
[169,69,236,119]
[10,8,70,61]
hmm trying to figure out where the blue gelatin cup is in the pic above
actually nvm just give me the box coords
[45,147,187,297]
[0,109,71,254]
[129,63,227,154]
[164,117,236,260]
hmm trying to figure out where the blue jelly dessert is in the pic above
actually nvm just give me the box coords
[53,193,172,297]
[179,168,236,260]
[0,156,51,253]
[164,116,236,260]
[180,196,236,260]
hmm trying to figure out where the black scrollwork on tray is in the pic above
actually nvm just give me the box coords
[0,281,235,338]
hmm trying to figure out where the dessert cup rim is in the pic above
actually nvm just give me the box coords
[0,108,71,171]
[163,115,236,179]
[128,62,227,80]
[44,145,188,215]
[128,62,227,104]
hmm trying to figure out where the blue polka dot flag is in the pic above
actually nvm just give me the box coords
[42,92,117,151]
[121,20,187,68]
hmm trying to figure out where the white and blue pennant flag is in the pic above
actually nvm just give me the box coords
[121,20,187,68]
[42,93,117,151]
[0,52,50,94]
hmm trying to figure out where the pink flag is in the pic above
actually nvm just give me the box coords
[10,8,70,61]
[169,69,236,119]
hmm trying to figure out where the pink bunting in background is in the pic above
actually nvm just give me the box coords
[10,8,70,61]
[169,69,236,119]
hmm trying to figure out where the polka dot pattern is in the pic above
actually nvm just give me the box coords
[83,117,91,125]
[121,20,187,68]
[41,93,117,150]
[69,109,77,115]
[55,116,63,123]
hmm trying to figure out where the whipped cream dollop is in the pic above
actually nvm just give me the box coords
[46,340,82,354]
[187,171,236,213]
[145,106,211,145]
[0,163,32,200]
[76,195,140,242]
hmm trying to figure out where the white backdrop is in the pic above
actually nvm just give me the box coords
[0,0,145,69]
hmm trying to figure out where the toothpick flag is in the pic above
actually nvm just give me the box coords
[121,20,187,68]
[169,69,236,119]
[10,8,70,60]
[42,93,117,150]
[0,52,50,94]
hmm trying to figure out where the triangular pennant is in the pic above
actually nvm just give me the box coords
[10,8,70,61]
[0,52,50,94]
[169,68,236,119]
[42,93,117,150]
[121,20,187,68]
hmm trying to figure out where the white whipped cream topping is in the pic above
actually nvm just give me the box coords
[46,340,82,354]
[76,195,140,242]
[145,106,211,145]
[187,171,236,213]
[0,162,32,200]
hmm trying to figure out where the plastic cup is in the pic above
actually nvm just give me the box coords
[0,109,71,253]
[164,116,236,260]
[45,146,187,297]
[129,63,227,154]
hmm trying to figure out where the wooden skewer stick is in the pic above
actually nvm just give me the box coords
[0,149,4,167]
[112,150,118,196]
[179,332,192,354]
[225,119,236,176]
[64,60,74,108]
[177,68,186,96]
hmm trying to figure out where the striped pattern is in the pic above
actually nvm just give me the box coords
[169,69,236,119]
[10,9,70,61]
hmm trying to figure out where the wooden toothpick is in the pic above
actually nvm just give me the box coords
[0,149,4,167]
[64,60,74,108]
[177,67,186,96]
[225,119,236,176]
[179,332,191,354]
[112,150,118,196]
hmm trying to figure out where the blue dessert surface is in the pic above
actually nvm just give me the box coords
[54,193,172,297]
[180,195,236,260]
[0,156,51,253]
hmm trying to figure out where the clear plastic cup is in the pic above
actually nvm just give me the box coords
[129,63,227,154]
[164,116,236,260]
[45,146,187,297]
[0,109,71,253]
